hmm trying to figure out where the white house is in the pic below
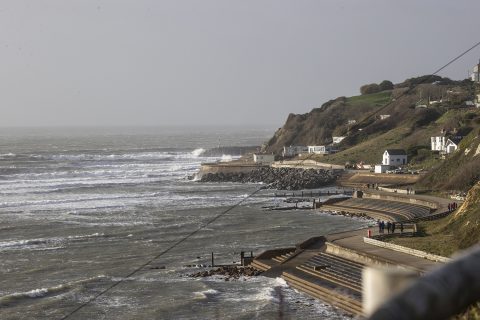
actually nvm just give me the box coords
[445,137,462,154]
[282,146,308,157]
[253,153,275,164]
[431,136,446,152]
[382,149,407,166]
[347,119,357,125]
[308,146,331,155]
[332,136,346,144]
[379,114,391,120]
[476,93,480,108]
[471,60,480,83]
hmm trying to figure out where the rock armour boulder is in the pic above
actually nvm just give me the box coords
[200,167,336,190]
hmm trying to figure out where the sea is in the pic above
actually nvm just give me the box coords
[0,126,368,320]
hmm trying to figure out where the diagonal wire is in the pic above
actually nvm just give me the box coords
[60,184,267,320]
[60,39,480,319]
[59,159,316,320]
[350,40,480,131]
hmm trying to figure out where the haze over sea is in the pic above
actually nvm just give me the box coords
[0,126,367,319]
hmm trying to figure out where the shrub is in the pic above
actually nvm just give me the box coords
[379,80,394,91]
[360,83,381,95]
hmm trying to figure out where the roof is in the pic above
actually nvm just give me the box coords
[446,137,463,145]
[385,149,407,155]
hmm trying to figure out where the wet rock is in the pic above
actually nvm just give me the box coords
[187,266,263,280]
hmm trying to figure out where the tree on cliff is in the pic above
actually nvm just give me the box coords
[379,80,394,91]
[360,83,381,95]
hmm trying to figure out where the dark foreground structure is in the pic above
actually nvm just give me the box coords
[369,245,480,320]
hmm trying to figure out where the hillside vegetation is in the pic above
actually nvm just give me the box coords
[264,76,480,191]
[389,181,480,256]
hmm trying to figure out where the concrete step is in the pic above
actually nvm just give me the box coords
[297,265,362,293]
[317,252,365,269]
[282,270,363,316]
[298,252,365,292]
[302,261,362,287]
[304,257,362,278]
[250,260,271,272]
[272,251,295,263]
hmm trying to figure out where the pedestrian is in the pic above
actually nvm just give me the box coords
[448,203,451,212]
[391,222,396,234]
[377,220,381,233]
[386,221,391,234]
[380,221,385,234]
[400,222,404,234]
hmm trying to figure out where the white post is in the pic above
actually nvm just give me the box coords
[362,266,417,317]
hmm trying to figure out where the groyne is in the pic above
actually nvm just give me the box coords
[197,162,265,177]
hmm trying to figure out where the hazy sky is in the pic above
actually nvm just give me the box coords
[1,0,480,128]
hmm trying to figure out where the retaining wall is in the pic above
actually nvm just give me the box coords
[325,242,420,272]
[197,163,267,178]
[363,237,451,263]
[362,192,437,209]
[378,186,415,195]
[272,160,344,170]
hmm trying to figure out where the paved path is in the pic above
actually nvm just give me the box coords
[320,191,454,272]
[252,191,454,316]
[326,229,441,273]
[362,189,457,214]
[262,192,453,274]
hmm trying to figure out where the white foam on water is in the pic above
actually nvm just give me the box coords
[193,288,219,300]
[0,233,106,251]
[191,148,206,157]
[0,153,16,158]
[0,275,105,306]
[220,154,233,162]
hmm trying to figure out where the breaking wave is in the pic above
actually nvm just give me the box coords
[0,233,105,251]
[191,148,206,157]
[0,275,105,306]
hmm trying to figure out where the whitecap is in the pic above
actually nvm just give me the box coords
[220,154,233,162]
[191,148,206,157]
[0,275,105,306]
[193,289,219,300]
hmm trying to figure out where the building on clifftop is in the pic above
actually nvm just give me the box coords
[382,149,407,166]
[471,59,480,83]
[308,145,332,155]
[253,153,275,165]
[282,146,308,157]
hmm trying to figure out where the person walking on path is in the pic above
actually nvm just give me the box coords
[377,220,382,233]
[400,222,404,234]
[448,203,451,212]
[391,222,396,234]
[386,221,392,234]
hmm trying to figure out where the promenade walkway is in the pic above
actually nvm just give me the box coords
[251,192,454,316]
